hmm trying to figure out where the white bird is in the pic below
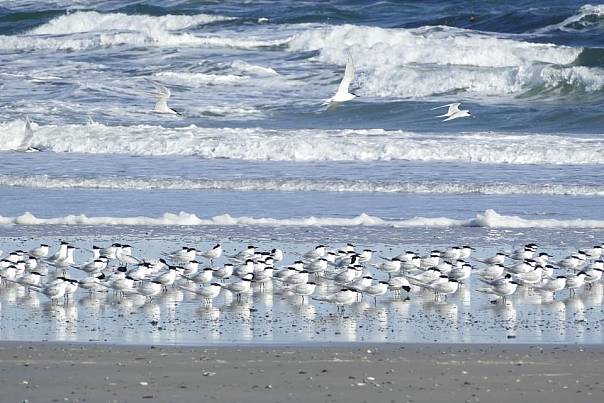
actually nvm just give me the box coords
[149,79,180,115]
[373,258,402,277]
[474,252,506,266]
[360,281,389,304]
[512,266,543,286]
[443,247,461,260]
[303,245,326,261]
[388,276,412,296]
[200,244,222,262]
[72,258,107,274]
[79,273,105,292]
[291,282,317,302]
[46,241,69,264]
[271,248,284,262]
[312,288,358,312]
[16,116,40,152]
[432,103,472,122]
[565,271,587,295]
[30,280,67,302]
[478,263,505,280]
[221,274,253,301]
[459,246,474,259]
[154,266,180,289]
[449,263,472,283]
[29,244,49,259]
[532,276,566,294]
[477,279,518,303]
[509,244,537,260]
[213,263,234,281]
[179,283,222,304]
[324,53,357,104]
[136,281,163,300]
[418,276,459,300]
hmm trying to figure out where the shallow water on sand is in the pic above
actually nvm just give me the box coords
[1,227,603,345]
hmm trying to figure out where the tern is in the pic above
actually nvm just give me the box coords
[221,274,253,301]
[324,53,357,105]
[388,276,412,297]
[184,267,214,285]
[29,244,49,259]
[16,116,41,152]
[291,282,317,302]
[179,283,222,304]
[532,276,567,295]
[149,79,180,115]
[360,281,389,304]
[477,279,518,303]
[431,103,472,122]
[312,288,357,312]
[474,252,506,266]
[200,244,222,263]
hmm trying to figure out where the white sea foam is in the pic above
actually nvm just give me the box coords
[540,65,604,92]
[287,24,604,97]
[29,11,231,35]
[289,24,580,68]
[1,210,603,229]
[1,120,602,165]
[0,32,287,51]
[0,175,602,196]
[536,4,604,33]
[231,60,279,76]
[155,71,246,85]
[0,11,286,51]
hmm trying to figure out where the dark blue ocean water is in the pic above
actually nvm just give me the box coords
[0,0,602,225]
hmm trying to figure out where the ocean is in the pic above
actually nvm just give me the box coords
[0,0,603,344]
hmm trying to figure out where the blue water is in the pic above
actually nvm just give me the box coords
[0,0,602,230]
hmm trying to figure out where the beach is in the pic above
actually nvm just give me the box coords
[1,341,603,402]
[1,1,604,401]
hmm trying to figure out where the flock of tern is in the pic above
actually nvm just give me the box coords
[1,241,602,312]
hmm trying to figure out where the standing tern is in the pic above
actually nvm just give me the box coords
[179,283,222,304]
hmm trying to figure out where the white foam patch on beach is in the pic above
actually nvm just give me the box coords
[1,175,603,196]
[536,4,604,33]
[29,11,231,35]
[287,24,604,97]
[1,210,603,229]
[1,120,603,165]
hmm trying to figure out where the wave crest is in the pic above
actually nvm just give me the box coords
[1,210,603,229]
[1,120,603,164]
[0,174,602,196]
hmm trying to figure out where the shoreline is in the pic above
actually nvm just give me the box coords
[1,341,603,402]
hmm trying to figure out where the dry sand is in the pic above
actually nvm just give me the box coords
[1,341,603,402]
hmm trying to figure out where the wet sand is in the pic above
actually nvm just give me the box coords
[1,342,603,402]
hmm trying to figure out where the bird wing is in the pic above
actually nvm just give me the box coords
[442,112,461,122]
[447,103,461,115]
[431,102,458,111]
[336,53,355,96]
[148,79,171,100]
[17,116,34,150]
